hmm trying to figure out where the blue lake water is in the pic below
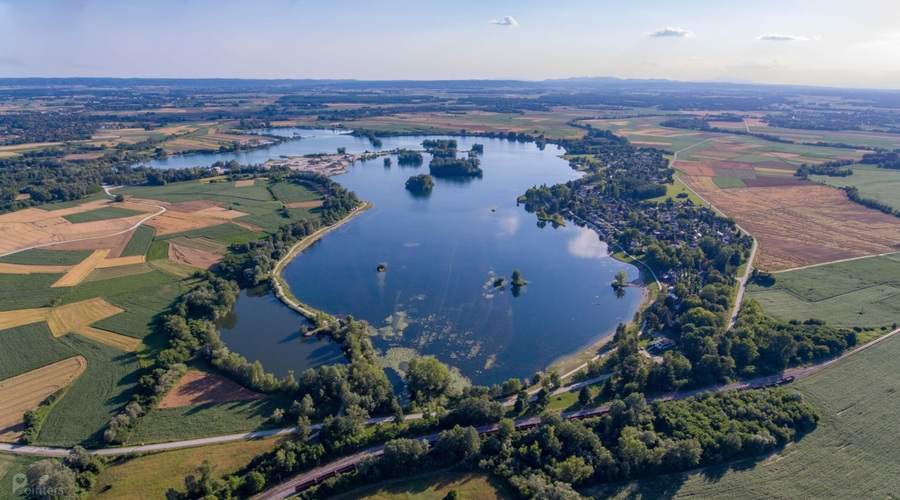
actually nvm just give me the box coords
[148,130,642,384]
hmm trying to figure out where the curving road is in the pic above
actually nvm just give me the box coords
[0,185,167,259]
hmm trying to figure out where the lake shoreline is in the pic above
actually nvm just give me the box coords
[269,201,373,322]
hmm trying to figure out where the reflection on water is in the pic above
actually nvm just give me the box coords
[153,130,643,385]
[217,287,346,378]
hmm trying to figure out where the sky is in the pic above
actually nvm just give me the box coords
[1,0,899,88]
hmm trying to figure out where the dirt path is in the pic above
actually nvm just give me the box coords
[270,202,371,320]
[0,186,167,258]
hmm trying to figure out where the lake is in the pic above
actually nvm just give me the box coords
[145,130,642,385]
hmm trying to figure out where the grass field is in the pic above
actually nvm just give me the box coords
[155,222,258,242]
[36,335,141,447]
[60,206,145,224]
[0,274,66,310]
[747,253,900,330]
[644,174,708,206]
[120,225,156,257]
[0,453,44,498]
[336,470,512,500]
[147,240,169,260]
[711,176,747,189]
[61,270,194,339]
[268,181,322,204]
[0,249,91,266]
[127,398,286,444]
[92,438,283,499]
[588,330,900,499]
[0,323,78,381]
[810,164,900,212]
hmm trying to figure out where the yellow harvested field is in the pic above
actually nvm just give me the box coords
[46,297,124,337]
[14,193,31,201]
[0,262,70,274]
[73,326,140,351]
[234,180,256,187]
[51,249,110,287]
[95,255,146,268]
[0,199,156,255]
[0,308,50,331]
[144,207,249,235]
[684,180,900,270]
[0,356,87,442]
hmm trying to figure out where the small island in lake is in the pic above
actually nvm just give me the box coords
[493,276,506,287]
[511,269,528,287]
[377,263,388,272]
[405,174,434,192]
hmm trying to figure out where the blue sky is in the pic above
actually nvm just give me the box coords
[1,0,898,88]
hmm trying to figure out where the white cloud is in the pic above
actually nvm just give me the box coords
[757,33,821,42]
[489,16,518,27]
[648,27,694,38]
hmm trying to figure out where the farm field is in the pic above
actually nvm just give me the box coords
[92,437,284,499]
[157,369,265,409]
[0,197,156,256]
[682,181,900,270]
[307,108,589,139]
[810,164,900,212]
[747,253,900,330]
[335,470,512,500]
[36,335,141,447]
[127,398,286,444]
[588,328,900,499]
[0,356,86,441]
[120,225,156,257]
[60,206,145,224]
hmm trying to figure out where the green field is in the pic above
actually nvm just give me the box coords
[92,438,282,499]
[61,206,145,224]
[120,225,156,257]
[38,193,108,211]
[747,253,900,330]
[0,274,66,310]
[336,470,512,500]
[810,164,900,212]
[712,176,747,189]
[147,240,169,260]
[589,331,900,499]
[155,222,258,242]
[645,174,708,206]
[127,398,286,444]
[0,453,46,499]
[118,179,290,232]
[268,181,322,204]
[0,323,78,380]
[36,335,141,447]
[59,270,193,339]
[0,249,91,266]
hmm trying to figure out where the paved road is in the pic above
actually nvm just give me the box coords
[0,185,167,258]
